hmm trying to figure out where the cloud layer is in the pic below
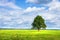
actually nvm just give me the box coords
[0,0,60,29]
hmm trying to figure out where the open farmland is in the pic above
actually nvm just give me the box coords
[0,30,60,40]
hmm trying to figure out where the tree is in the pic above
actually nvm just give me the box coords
[32,15,46,31]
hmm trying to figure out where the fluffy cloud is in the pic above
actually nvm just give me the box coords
[23,4,60,29]
[0,0,23,28]
[0,0,21,9]
[0,0,60,29]
[26,0,38,3]
[46,0,60,28]
[24,7,45,13]
[47,0,60,10]
[0,6,46,28]
[39,10,60,29]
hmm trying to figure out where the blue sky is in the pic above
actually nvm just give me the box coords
[0,0,60,29]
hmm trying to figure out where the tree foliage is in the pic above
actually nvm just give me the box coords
[32,15,47,31]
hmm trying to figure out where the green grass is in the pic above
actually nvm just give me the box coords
[0,30,60,40]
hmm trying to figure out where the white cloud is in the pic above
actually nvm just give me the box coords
[40,10,60,29]
[0,0,24,28]
[0,5,60,29]
[0,0,60,29]
[26,0,39,3]
[48,0,60,10]
[49,0,60,27]
[6,2,21,9]
[24,7,45,13]
[23,6,60,29]
[0,0,21,9]
[0,6,44,28]
[39,13,57,20]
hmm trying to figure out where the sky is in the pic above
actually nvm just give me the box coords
[0,0,60,29]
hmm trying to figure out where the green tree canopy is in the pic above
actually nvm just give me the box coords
[32,15,47,31]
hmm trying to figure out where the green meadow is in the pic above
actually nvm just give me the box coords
[0,30,60,40]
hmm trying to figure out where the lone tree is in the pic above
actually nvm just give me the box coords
[32,15,47,31]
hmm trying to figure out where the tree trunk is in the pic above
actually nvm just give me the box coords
[38,29,40,32]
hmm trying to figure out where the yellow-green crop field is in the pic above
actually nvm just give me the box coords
[0,30,60,40]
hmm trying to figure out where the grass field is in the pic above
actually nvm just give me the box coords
[0,30,60,40]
